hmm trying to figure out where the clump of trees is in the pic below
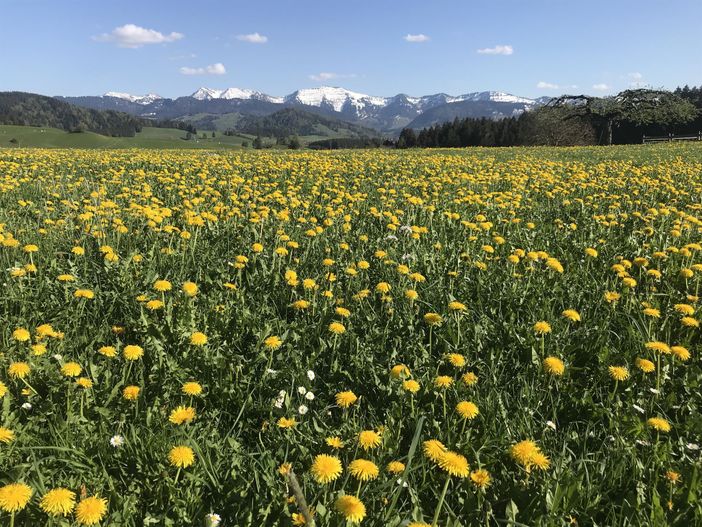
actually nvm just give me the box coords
[0,92,146,137]
[399,88,699,148]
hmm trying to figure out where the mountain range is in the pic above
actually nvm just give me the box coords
[58,86,549,135]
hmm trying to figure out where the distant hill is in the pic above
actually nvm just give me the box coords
[58,87,547,135]
[221,108,379,139]
[0,92,146,137]
[406,100,535,129]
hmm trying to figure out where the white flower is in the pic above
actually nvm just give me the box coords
[305,391,315,401]
[545,420,556,431]
[632,404,645,414]
[649,388,660,394]
[396,477,409,488]
[206,513,222,527]
[52,354,63,361]
[110,435,125,448]
[399,225,413,234]
[273,390,286,408]
[307,370,315,381]
[267,368,278,375]
[385,234,398,241]
[687,443,700,451]
[298,404,308,415]
[297,386,307,395]
[21,402,32,410]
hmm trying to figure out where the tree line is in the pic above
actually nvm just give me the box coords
[398,87,701,148]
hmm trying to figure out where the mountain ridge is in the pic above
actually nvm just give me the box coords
[57,86,549,135]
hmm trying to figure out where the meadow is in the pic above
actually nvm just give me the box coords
[0,144,701,526]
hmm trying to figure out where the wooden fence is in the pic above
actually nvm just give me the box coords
[642,132,702,144]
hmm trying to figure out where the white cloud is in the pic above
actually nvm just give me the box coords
[537,81,560,89]
[404,34,430,43]
[309,72,357,82]
[179,63,227,75]
[237,33,268,44]
[592,83,610,91]
[477,45,513,56]
[628,72,643,81]
[94,24,183,48]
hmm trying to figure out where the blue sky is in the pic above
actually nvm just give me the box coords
[3,0,701,98]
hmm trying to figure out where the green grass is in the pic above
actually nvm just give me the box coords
[0,124,338,149]
[0,125,254,149]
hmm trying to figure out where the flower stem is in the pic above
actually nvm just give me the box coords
[432,476,451,527]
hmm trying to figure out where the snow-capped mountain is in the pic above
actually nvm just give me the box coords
[284,87,387,112]
[188,86,540,113]
[103,92,163,105]
[191,87,283,104]
[60,86,548,134]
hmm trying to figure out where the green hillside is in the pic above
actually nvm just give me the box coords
[0,125,257,149]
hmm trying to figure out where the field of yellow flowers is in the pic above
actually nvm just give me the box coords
[0,145,701,526]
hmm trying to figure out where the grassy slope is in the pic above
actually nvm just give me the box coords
[0,125,333,149]
[0,125,255,149]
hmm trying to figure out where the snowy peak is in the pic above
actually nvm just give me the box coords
[191,87,284,103]
[285,86,388,112]
[103,92,162,105]
[460,91,536,104]
[186,86,538,110]
[190,87,223,100]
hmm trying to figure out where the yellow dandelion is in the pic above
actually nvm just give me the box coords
[335,495,366,524]
[671,346,690,361]
[390,364,410,379]
[447,353,466,368]
[456,401,479,420]
[0,427,15,444]
[562,309,581,322]
[123,385,140,400]
[123,345,144,361]
[470,468,492,489]
[387,461,405,474]
[423,312,443,326]
[533,321,552,335]
[329,322,346,335]
[153,279,172,292]
[402,379,420,393]
[169,405,196,425]
[635,358,655,373]
[0,482,33,513]
[40,487,76,516]
[645,341,671,354]
[326,436,345,449]
[358,430,382,450]
[462,371,478,386]
[277,417,297,429]
[348,459,379,481]
[12,328,31,342]
[190,332,208,346]
[311,454,343,484]
[335,391,358,408]
[182,382,202,395]
[543,356,565,376]
[8,362,30,379]
[434,375,453,389]
[182,281,198,297]
[423,439,447,463]
[263,335,283,350]
[437,451,470,478]
[608,366,629,381]
[647,417,671,433]
[61,362,82,377]
[168,446,195,468]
